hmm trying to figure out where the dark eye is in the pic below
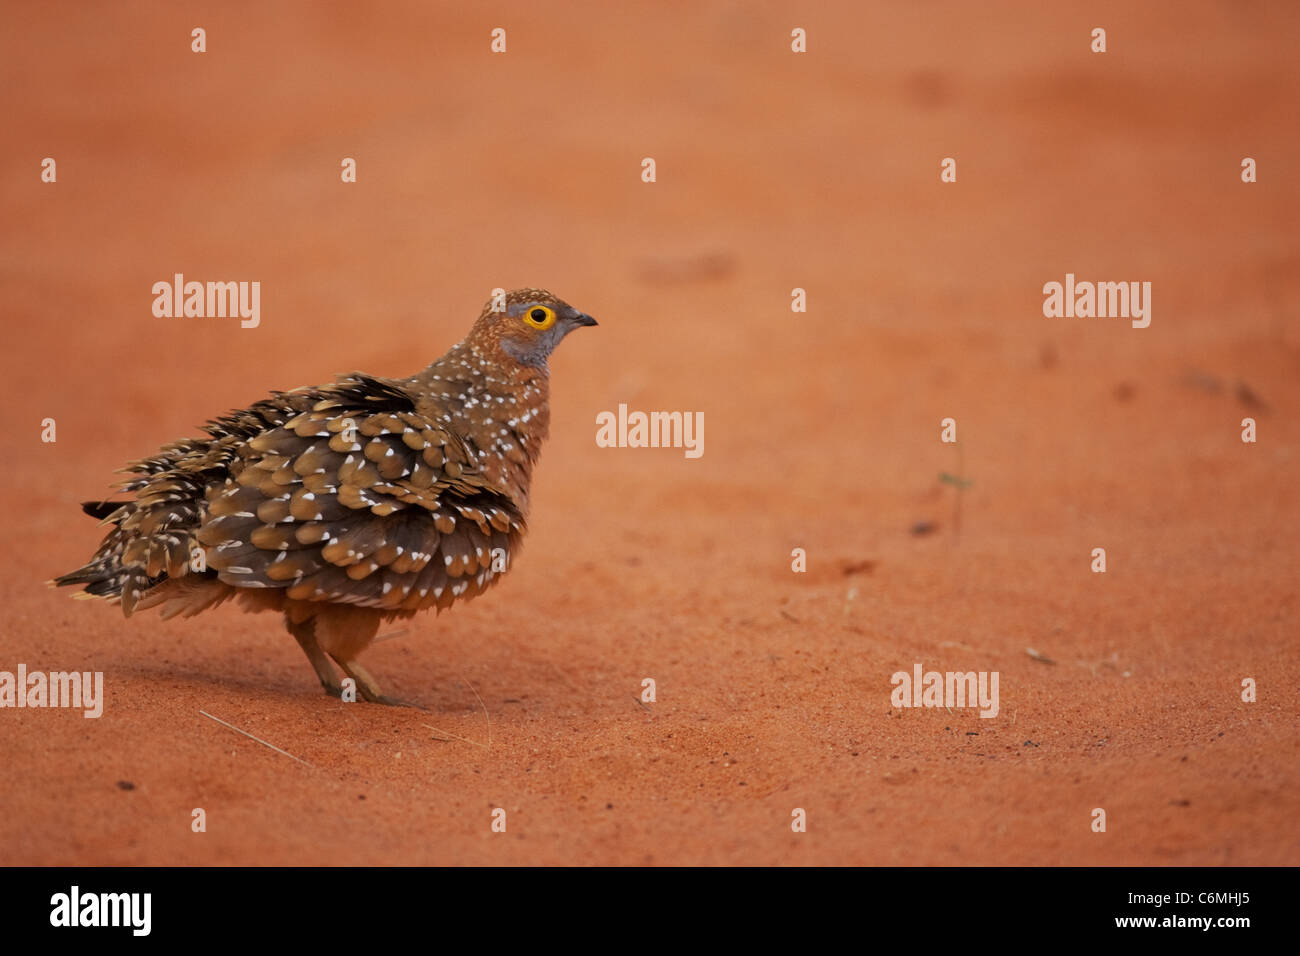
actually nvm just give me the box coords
[523,305,557,329]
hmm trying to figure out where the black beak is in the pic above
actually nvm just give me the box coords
[573,312,598,327]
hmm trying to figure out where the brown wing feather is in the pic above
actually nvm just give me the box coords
[55,373,524,617]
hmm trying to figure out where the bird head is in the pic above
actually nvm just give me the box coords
[470,288,597,367]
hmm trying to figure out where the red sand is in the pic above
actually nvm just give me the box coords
[1,1,1297,865]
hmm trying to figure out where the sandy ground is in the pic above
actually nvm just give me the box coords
[1,1,1297,865]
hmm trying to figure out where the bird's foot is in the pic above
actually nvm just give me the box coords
[332,656,427,709]
[363,692,427,710]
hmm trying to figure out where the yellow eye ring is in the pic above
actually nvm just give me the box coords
[523,305,557,330]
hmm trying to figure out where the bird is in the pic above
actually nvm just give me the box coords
[52,288,597,705]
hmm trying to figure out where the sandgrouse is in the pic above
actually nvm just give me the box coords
[54,289,596,705]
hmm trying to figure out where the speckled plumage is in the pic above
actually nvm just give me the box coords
[53,289,596,704]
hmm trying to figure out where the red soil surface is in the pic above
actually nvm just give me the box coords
[1,1,1297,865]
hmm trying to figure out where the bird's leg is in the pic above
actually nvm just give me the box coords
[329,655,426,709]
[286,616,344,697]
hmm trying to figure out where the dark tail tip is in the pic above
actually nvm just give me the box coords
[81,500,123,520]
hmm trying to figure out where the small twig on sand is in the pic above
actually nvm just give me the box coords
[199,710,314,768]
[422,723,489,750]
[939,443,973,543]
[460,674,492,750]
[422,675,493,750]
